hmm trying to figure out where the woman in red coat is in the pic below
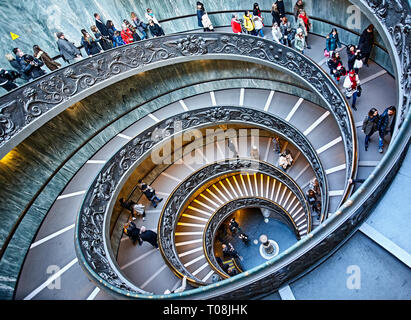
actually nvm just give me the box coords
[231,14,242,33]
[121,23,134,44]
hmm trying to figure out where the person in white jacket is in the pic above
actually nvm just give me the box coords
[343,69,361,111]
[253,15,264,37]
[271,22,283,43]
[145,8,161,26]
[202,12,214,31]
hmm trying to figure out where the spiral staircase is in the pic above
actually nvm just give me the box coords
[0,0,410,300]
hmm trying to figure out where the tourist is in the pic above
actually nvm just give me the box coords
[119,198,146,221]
[276,0,286,18]
[164,276,187,294]
[377,106,396,153]
[362,108,380,151]
[279,16,293,47]
[253,3,262,17]
[250,145,260,160]
[343,69,361,111]
[148,19,165,37]
[56,32,82,63]
[106,20,117,39]
[139,226,158,248]
[145,8,161,26]
[325,28,342,57]
[272,136,281,154]
[294,28,305,54]
[306,189,317,211]
[358,24,375,67]
[243,11,256,35]
[327,52,346,84]
[231,14,242,34]
[238,232,250,245]
[347,44,363,73]
[112,31,126,47]
[312,201,321,221]
[272,22,283,43]
[121,23,135,44]
[123,19,141,42]
[131,12,148,40]
[5,53,28,82]
[229,217,240,235]
[297,9,311,49]
[254,15,264,37]
[294,0,305,23]
[201,11,214,32]
[90,25,113,51]
[21,54,46,79]
[0,68,19,92]
[138,179,163,207]
[196,1,205,30]
[228,138,239,158]
[309,178,320,196]
[80,29,102,56]
[222,243,241,260]
[94,13,112,40]
[32,45,61,71]
[271,2,281,26]
[123,221,143,245]
[278,149,293,171]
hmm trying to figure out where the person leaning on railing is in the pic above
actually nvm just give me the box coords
[33,45,61,71]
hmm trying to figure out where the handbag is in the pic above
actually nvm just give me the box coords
[324,49,330,57]
[357,85,362,97]
[354,58,363,69]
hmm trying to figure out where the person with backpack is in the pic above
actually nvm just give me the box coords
[343,69,361,111]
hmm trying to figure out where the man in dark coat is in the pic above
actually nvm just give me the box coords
[56,32,82,63]
[378,106,396,153]
[148,20,165,37]
[94,13,112,40]
[21,54,46,79]
[294,0,304,23]
[124,221,143,245]
[358,24,374,67]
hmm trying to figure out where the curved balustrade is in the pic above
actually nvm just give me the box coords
[159,159,311,284]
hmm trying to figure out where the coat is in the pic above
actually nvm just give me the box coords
[149,23,165,37]
[140,229,158,248]
[112,35,126,47]
[362,115,379,136]
[294,3,305,19]
[57,38,81,62]
[197,9,204,27]
[95,19,111,38]
[271,9,281,25]
[201,13,213,29]
[326,33,341,52]
[378,107,396,136]
[294,34,305,52]
[272,27,282,43]
[93,32,113,50]
[276,0,286,17]
[145,12,160,25]
[343,74,360,97]
[0,69,18,91]
[243,14,255,32]
[231,18,242,33]
[21,55,46,79]
[121,28,134,44]
[132,18,147,33]
[81,37,102,56]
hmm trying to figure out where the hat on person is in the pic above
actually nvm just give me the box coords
[56,32,64,38]
[349,69,356,75]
